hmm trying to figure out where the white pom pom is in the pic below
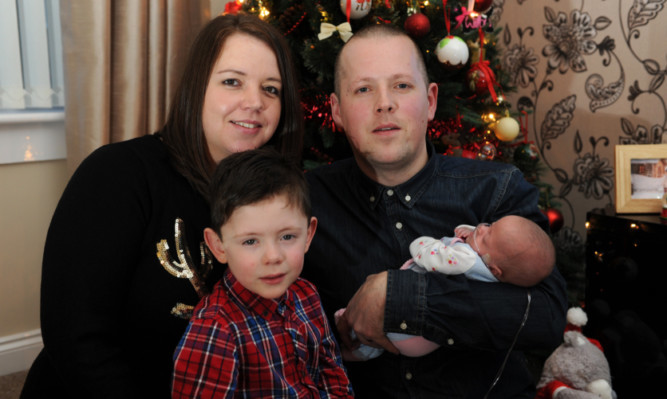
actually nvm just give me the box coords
[567,307,588,327]
[587,379,612,399]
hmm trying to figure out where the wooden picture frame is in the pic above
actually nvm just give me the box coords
[615,144,667,213]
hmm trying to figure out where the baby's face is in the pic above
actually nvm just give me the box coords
[466,217,520,267]
[467,223,494,266]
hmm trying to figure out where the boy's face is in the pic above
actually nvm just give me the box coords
[204,194,317,299]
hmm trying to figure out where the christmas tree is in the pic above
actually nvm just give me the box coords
[232,0,539,172]
[230,0,585,306]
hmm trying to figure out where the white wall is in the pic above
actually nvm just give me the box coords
[0,159,68,375]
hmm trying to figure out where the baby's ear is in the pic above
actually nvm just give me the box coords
[204,227,227,264]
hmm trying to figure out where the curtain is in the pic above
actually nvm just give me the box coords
[59,0,211,172]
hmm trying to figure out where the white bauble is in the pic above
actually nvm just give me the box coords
[435,36,469,68]
[494,117,520,141]
[340,0,372,19]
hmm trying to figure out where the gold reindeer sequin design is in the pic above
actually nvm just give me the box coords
[156,218,212,319]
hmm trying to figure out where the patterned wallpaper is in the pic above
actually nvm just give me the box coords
[495,0,666,244]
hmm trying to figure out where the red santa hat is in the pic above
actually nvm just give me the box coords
[564,307,603,353]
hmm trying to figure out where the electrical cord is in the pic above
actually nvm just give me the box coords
[483,290,532,399]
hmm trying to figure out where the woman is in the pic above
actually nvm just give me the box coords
[20,14,303,399]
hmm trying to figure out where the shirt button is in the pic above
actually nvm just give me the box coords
[405,371,413,380]
[370,195,375,202]
[405,195,411,202]
[400,321,408,330]
[447,338,455,345]
[387,189,394,196]
[395,222,403,230]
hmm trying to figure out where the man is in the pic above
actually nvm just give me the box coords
[302,24,568,398]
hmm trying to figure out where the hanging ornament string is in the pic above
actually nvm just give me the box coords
[443,0,451,35]
[475,27,498,102]
[345,0,351,23]
[520,110,529,143]
[508,110,533,149]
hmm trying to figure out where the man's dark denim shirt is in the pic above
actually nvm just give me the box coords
[303,143,568,398]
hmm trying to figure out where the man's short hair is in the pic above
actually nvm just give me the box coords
[333,23,430,95]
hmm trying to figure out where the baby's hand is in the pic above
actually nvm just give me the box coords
[454,224,475,239]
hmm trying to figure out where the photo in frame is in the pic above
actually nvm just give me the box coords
[614,144,667,213]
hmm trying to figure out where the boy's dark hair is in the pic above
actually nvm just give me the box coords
[208,148,310,235]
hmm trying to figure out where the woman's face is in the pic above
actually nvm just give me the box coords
[202,33,282,163]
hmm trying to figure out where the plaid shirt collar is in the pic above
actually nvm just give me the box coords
[222,268,293,320]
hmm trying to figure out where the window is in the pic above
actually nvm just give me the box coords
[0,0,65,164]
[1,0,64,110]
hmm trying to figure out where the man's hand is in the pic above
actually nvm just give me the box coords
[336,271,399,355]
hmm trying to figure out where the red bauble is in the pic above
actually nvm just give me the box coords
[224,0,242,15]
[473,0,494,13]
[543,208,564,233]
[404,13,430,38]
[461,149,477,159]
[467,62,495,96]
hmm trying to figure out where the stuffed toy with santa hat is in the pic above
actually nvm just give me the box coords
[535,307,616,399]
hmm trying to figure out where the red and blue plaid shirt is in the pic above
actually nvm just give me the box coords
[172,269,353,398]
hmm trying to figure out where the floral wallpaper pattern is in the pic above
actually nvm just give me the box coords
[495,0,667,243]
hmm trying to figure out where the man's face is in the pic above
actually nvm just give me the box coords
[331,34,438,185]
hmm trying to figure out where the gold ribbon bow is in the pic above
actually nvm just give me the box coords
[318,22,353,43]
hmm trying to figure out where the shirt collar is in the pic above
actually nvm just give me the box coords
[352,140,437,210]
[222,268,292,321]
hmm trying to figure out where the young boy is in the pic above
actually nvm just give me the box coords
[172,149,353,398]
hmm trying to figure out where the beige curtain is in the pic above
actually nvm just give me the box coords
[60,0,211,172]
